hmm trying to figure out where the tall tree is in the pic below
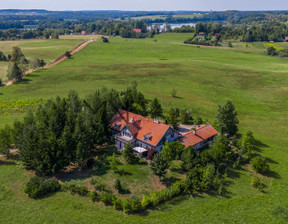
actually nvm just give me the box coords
[167,108,178,129]
[181,146,197,171]
[11,47,23,62]
[216,101,239,135]
[123,143,136,164]
[150,97,163,118]
[0,126,11,157]
[7,62,22,81]
[150,153,170,179]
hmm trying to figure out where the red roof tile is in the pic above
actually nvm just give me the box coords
[110,110,171,147]
[195,124,218,140]
[181,131,203,148]
[181,124,218,148]
[133,29,142,33]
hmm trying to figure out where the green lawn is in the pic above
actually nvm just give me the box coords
[0,39,82,82]
[0,33,288,223]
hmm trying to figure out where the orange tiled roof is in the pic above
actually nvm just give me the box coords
[181,124,218,148]
[181,131,203,148]
[195,124,218,140]
[110,109,171,147]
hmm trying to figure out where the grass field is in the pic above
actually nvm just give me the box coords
[0,39,82,82]
[1,33,288,223]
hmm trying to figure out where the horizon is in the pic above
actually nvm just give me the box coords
[1,0,288,12]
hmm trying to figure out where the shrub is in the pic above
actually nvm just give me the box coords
[150,191,160,206]
[90,191,100,202]
[138,158,147,165]
[195,117,203,125]
[64,51,71,59]
[102,37,109,43]
[62,182,89,196]
[113,197,123,210]
[122,196,142,213]
[141,195,151,208]
[24,176,60,199]
[94,182,108,192]
[101,192,115,205]
[251,156,269,173]
[252,176,265,191]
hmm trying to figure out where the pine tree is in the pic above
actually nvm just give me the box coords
[114,179,122,192]
[123,143,136,164]
[161,141,174,162]
[216,101,239,135]
[167,108,178,129]
[150,97,163,118]
[150,153,170,179]
[181,146,197,171]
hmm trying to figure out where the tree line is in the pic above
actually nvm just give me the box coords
[0,47,46,84]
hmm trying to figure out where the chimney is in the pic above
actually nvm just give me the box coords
[130,118,134,124]
[154,119,160,124]
[193,129,197,135]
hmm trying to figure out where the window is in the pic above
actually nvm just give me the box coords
[171,133,174,138]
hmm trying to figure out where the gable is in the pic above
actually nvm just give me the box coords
[110,109,172,147]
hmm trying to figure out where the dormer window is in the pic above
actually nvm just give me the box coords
[144,133,152,141]
[114,123,119,128]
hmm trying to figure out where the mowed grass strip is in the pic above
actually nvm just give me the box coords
[0,33,288,223]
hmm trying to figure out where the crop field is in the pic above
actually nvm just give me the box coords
[59,34,103,40]
[0,39,82,81]
[1,33,288,223]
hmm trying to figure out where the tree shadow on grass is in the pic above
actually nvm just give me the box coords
[226,167,242,179]
[170,167,185,175]
[255,139,269,148]
[119,188,131,195]
[265,170,281,179]
[161,176,181,187]
[265,157,279,165]
[116,169,132,176]
[0,159,16,166]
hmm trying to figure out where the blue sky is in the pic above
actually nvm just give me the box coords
[1,0,288,11]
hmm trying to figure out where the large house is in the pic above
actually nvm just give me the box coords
[181,124,218,151]
[110,110,218,155]
[110,110,179,152]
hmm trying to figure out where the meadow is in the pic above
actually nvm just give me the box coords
[0,33,288,223]
[0,39,82,81]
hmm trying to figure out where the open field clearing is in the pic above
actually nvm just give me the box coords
[1,33,288,223]
[0,39,82,81]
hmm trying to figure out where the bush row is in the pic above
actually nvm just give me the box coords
[24,176,61,199]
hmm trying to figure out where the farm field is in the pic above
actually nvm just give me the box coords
[59,34,103,40]
[0,39,82,81]
[1,33,288,223]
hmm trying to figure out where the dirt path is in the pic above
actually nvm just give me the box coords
[3,39,95,87]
